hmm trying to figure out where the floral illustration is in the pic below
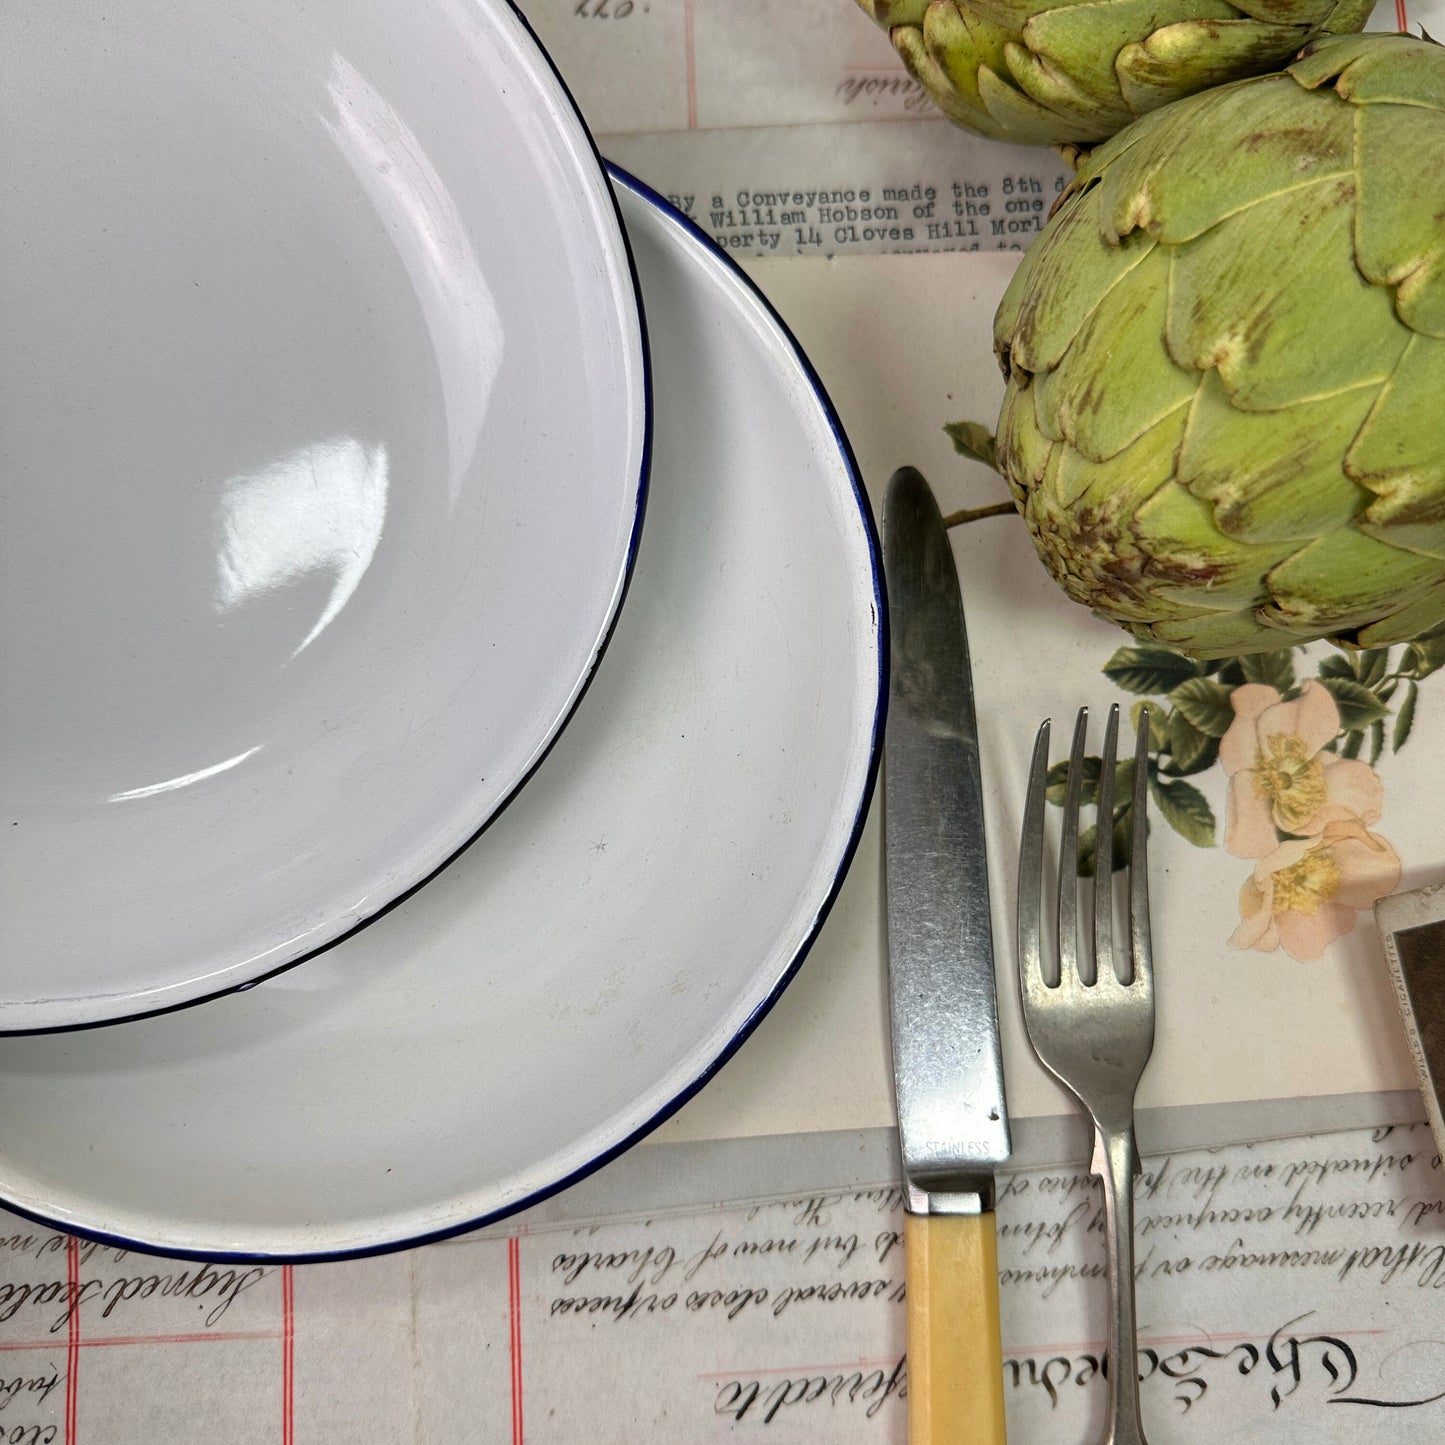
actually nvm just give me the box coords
[1230,819,1401,963]
[1045,632,1445,962]
[1219,682,1383,859]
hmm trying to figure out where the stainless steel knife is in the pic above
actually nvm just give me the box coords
[882,465,1010,1444]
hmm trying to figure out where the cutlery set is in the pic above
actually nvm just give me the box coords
[883,466,1158,1444]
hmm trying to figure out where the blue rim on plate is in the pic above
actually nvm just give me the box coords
[4,0,654,1038]
[0,165,887,1263]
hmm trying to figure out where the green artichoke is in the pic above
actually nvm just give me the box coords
[981,34,1445,659]
[854,0,1374,147]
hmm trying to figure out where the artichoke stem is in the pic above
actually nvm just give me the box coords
[942,501,1018,527]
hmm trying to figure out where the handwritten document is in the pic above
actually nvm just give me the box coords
[2,1124,1443,1441]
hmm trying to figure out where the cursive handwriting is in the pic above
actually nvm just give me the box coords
[0,1374,58,1413]
[1006,1312,1445,1413]
[714,1357,907,1424]
[833,74,931,113]
[0,1262,267,1334]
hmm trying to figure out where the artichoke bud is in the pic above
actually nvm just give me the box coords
[987,34,1445,658]
[853,0,1374,147]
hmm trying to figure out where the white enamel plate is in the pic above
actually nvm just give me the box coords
[0,1,649,1029]
[0,172,884,1259]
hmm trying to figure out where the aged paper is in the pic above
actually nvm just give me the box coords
[525,0,1073,257]
[521,0,1439,259]
[3,1126,1443,1441]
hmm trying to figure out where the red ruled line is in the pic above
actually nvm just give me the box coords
[1397,0,1409,30]
[683,0,697,130]
[508,1237,524,1445]
[0,1330,281,1352]
[65,1237,80,1445]
[282,1266,295,1445]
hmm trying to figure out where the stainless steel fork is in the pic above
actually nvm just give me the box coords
[1018,703,1156,1445]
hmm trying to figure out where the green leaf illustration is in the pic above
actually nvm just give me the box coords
[1104,647,1202,696]
[1369,718,1386,767]
[1045,756,1137,809]
[1339,729,1365,760]
[1077,809,1133,876]
[1161,709,1218,775]
[1239,650,1297,693]
[1130,700,1168,750]
[1317,675,1391,731]
[1046,756,1100,807]
[1393,679,1418,752]
[1318,653,1356,681]
[1359,648,1391,688]
[1149,775,1216,848]
[1168,677,1235,738]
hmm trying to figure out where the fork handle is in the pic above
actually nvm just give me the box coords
[1093,1119,1149,1445]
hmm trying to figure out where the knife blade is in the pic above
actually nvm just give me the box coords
[882,465,1010,1444]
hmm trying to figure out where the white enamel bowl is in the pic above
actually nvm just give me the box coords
[0,1,649,1029]
[0,172,885,1260]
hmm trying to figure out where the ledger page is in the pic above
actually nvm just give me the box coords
[4,1126,1443,1442]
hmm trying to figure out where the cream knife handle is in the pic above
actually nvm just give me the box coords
[904,1209,1007,1444]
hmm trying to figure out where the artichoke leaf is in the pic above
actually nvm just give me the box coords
[1293,30,1445,108]
[892,24,1004,135]
[1348,335,1445,520]
[1146,607,1298,657]
[1355,105,1445,339]
[974,57,1115,141]
[1019,407,1188,621]
[856,0,933,22]
[1230,0,1367,23]
[1089,74,1352,244]
[1264,527,1445,631]
[1045,393,1186,511]
[1004,38,1134,133]
[1130,471,1296,612]
[1167,178,1409,409]
[945,420,1000,470]
[1316,0,1377,30]
[1021,0,1242,109]
[918,2,1015,118]
[998,180,1158,375]
[1032,244,1197,461]
[1357,586,1445,649]
[1176,369,1373,543]
[1355,474,1445,561]
[996,384,1056,502]
[1116,18,1316,117]
[967,0,1078,29]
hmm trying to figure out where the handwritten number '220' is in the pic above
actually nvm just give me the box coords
[575,0,637,16]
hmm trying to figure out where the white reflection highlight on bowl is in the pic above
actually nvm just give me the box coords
[215,435,390,655]
[108,746,263,804]
[323,52,503,497]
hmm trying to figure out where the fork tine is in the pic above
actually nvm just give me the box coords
[1057,707,1089,991]
[1129,706,1154,991]
[1094,703,1120,984]
[1018,719,1051,996]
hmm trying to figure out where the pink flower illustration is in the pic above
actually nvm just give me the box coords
[1229,818,1401,961]
[1219,681,1384,859]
